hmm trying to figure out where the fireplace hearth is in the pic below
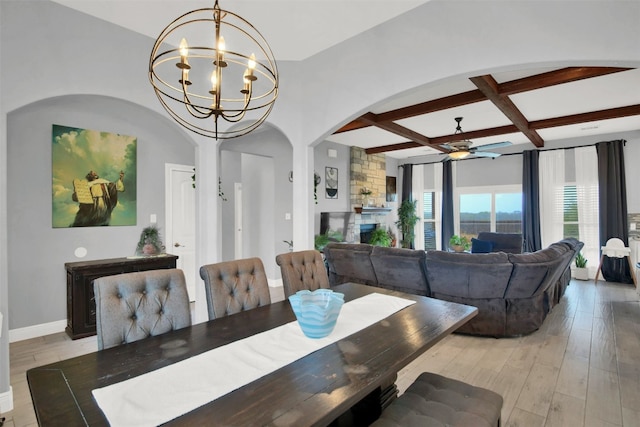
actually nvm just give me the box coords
[359,223,378,244]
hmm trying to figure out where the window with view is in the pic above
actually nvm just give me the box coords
[423,191,438,250]
[563,185,579,239]
[457,187,522,240]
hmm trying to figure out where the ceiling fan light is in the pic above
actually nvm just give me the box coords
[449,150,470,160]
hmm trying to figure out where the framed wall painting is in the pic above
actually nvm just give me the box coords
[325,167,338,199]
[52,124,137,228]
[386,176,397,202]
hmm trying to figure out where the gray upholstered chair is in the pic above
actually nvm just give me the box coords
[93,269,192,350]
[275,250,330,298]
[372,372,503,427]
[199,257,271,320]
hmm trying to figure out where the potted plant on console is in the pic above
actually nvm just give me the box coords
[574,251,589,280]
[449,235,470,252]
[396,199,419,248]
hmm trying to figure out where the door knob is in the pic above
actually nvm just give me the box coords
[174,242,183,247]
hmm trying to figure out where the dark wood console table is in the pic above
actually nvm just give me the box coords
[64,254,178,339]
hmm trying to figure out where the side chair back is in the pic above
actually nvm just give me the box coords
[275,250,330,298]
[93,268,192,350]
[199,257,271,320]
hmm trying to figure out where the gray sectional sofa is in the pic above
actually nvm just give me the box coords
[323,238,583,337]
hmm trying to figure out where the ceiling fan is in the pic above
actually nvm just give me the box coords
[441,117,512,160]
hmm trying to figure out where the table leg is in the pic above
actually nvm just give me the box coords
[331,374,398,426]
[594,254,605,284]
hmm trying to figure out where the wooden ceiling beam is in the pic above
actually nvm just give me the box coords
[365,124,518,155]
[530,104,640,130]
[470,75,545,147]
[498,67,631,96]
[366,142,422,155]
[358,113,449,153]
[333,90,487,134]
[375,90,487,123]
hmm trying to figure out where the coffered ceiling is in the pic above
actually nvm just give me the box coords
[327,66,640,159]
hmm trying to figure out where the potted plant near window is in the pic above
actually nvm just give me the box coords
[574,251,589,280]
[449,235,470,252]
[395,199,419,248]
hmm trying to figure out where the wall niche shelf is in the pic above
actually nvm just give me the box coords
[354,207,393,214]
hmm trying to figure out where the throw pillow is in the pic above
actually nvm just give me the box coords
[471,238,494,253]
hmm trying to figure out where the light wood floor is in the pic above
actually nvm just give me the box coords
[2,280,639,427]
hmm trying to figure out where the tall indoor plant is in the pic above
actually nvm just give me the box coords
[396,199,419,248]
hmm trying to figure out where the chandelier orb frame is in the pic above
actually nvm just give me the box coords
[149,0,279,139]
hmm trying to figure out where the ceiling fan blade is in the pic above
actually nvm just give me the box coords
[473,141,512,151]
[472,151,501,158]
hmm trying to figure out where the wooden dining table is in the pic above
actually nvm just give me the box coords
[27,282,477,426]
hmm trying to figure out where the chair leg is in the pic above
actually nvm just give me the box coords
[594,254,605,284]
[626,255,637,287]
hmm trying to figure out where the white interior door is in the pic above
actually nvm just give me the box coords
[234,182,243,259]
[165,164,197,301]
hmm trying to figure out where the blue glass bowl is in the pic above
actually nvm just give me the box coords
[288,289,345,339]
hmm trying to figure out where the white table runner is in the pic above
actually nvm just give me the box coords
[92,293,415,427]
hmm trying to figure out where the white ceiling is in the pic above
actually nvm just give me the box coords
[52,0,640,160]
[51,0,429,61]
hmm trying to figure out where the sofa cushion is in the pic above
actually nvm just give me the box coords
[370,246,429,295]
[505,246,570,298]
[477,232,522,254]
[471,238,494,253]
[425,251,513,299]
[323,243,378,286]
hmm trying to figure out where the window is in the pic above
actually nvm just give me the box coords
[423,191,438,250]
[456,186,522,239]
[496,193,523,233]
[563,185,579,239]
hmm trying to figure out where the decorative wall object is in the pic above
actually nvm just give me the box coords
[52,124,137,227]
[325,167,338,199]
[386,176,397,202]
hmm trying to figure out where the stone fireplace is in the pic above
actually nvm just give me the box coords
[349,146,393,243]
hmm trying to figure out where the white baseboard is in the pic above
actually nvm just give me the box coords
[0,386,13,413]
[9,319,67,343]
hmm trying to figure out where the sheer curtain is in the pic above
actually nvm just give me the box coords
[433,162,443,250]
[574,146,599,276]
[539,150,565,247]
[412,165,425,250]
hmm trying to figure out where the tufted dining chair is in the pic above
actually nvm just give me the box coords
[275,250,330,298]
[199,257,272,320]
[93,269,192,350]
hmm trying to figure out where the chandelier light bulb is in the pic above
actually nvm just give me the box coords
[179,38,189,57]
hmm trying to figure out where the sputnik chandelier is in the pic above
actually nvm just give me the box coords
[149,0,279,139]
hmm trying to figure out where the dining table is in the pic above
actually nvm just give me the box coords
[27,282,477,426]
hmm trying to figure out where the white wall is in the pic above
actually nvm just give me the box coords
[314,141,351,233]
